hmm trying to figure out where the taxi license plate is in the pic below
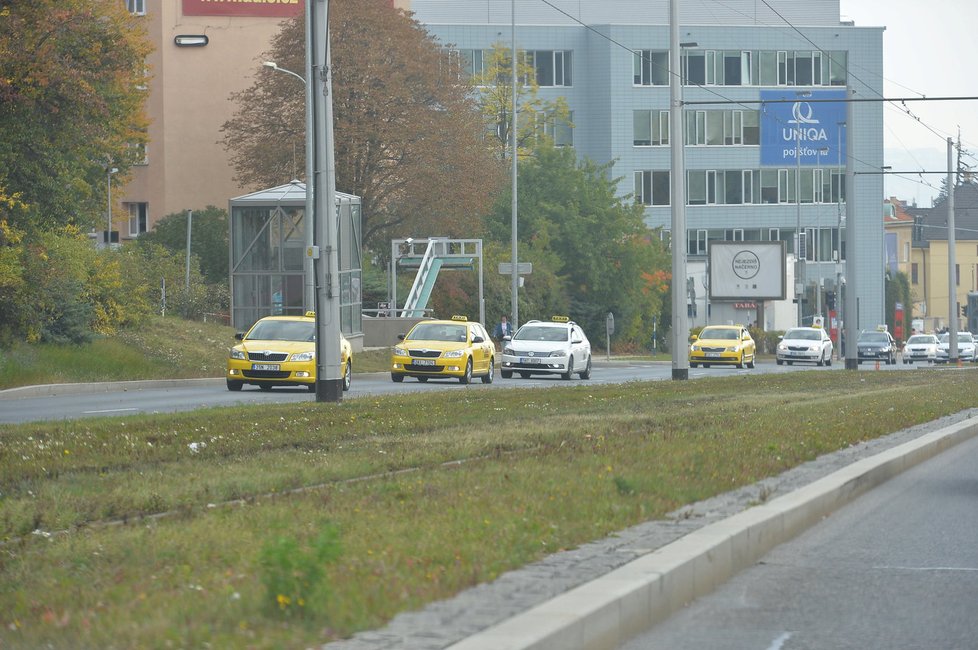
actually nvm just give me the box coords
[413,359,436,366]
[252,363,280,371]
[520,357,541,364]
[706,352,721,358]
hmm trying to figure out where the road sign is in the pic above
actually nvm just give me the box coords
[498,262,532,274]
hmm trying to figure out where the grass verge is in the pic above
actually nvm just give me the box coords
[1,369,975,647]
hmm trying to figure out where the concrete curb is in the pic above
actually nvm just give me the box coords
[0,377,225,400]
[446,416,978,650]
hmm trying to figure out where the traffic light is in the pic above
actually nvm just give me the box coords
[826,291,836,310]
[962,304,968,318]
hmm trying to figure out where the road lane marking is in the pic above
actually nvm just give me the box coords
[83,408,139,414]
[766,632,792,650]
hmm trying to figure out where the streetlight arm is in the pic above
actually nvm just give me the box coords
[262,60,305,84]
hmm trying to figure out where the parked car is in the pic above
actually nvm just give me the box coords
[226,312,352,392]
[902,333,939,364]
[935,331,978,363]
[501,317,592,380]
[776,327,834,366]
[689,325,756,369]
[856,329,897,365]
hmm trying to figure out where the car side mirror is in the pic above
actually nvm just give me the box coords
[690,334,698,342]
[397,333,405,341]
[234,332,244,341]
[502,335,512,341]
[777,335,784,340]
[472,335,485,344]
[572,338,582,344]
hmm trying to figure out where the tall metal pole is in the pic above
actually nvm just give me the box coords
[303,1,316,312]
[185,209,193,296]
[310,0,343,401]
[510,0,519,330]
[843,88,858,369]
[795,126,802,326]
[669,0,688,380]
[947,137,958,361]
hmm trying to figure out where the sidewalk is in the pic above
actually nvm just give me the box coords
[321,409,978,650]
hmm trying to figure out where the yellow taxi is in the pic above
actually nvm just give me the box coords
[390,315,495,384]
[688,324,756,369]
[226,312,352,392]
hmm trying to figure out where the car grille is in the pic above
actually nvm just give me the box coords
[248,351,288,362]
[409,349,441,359]
[405,363,444,372]
[513,350,553,358]
[242,370,290,379]
[786,345,813,352]
[700,346,727,353]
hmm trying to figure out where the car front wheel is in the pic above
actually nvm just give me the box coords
[481,358,494,384]
[342,360,352,391]
[578,355,592,379]
[226,379,243,392]
[562,356,574,380]
[459,358,472,384]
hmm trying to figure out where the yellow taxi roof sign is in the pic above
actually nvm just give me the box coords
[551,315,570,322]
[450,315,468,322]
[304,311,316,318]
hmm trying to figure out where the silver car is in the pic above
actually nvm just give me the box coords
[776,327,834,366]
[501,318,592,380]
[935,332,977,363]
[902,333,938,364]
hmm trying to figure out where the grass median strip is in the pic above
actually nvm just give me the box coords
[1,370,975,647]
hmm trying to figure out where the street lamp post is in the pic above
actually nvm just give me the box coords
[815,146,829,320]
[262,60,315,312]
[106,166,118,247]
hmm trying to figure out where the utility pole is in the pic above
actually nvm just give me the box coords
[668,0,688,380]
[947,137,958,362]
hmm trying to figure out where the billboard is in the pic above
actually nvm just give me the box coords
[709,242,786,300]
[182,0,303,18]
[760,89,846,166]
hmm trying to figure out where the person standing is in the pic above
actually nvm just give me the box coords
[493,315,513,340]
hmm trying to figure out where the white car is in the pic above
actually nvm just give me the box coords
[501,317,592,380]
[776,327,834,366]
[935,332,977,363]
[902,333,939,364]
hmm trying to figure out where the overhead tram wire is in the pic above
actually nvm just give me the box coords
[531,0,971,195]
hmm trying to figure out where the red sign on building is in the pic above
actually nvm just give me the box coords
[183,0,303,18]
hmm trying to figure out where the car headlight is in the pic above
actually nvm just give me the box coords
[393,346,407,356]
[230,348,246,360]
[726,346,739,353]
[690,345,700,352]
[777,343,787,351]
[443,349,465,358]
[503,346,515,355]
[290,351,315,362]
[549,350,566,357]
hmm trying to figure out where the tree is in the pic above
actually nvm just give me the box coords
[472,44,573,159]
[138,206,230,285]
[221,0,503,250]
[0,0,151,235]
[486,146,670,346]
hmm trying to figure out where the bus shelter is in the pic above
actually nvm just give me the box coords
[229,182,362,340]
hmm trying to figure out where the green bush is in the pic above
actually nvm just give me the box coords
[259,522,343,618]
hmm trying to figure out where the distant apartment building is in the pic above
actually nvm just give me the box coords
[115,0,406,238]
[408,0,886,329]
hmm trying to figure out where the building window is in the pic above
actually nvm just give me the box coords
[911,263,919,284]
[633,110,669,146]
[634,170,670,206]
[688,229,708,255]
[126,202,148,237]
[127,0,145,16]
[682,48,846,87]
[683,109,759,146]
[956,264,960,286]
[903,241,910,263]
[525,50,572,87]
[633,50,668,86]
[537,111,574,147]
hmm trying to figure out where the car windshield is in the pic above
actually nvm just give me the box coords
[408,323,468,343]
[940,333,974,343]
[700,328,739,340]
[784,329,820,341]
[859,332,889,343]
[514,325,569,342]
[246,320,315,342]
[907,335,937,344]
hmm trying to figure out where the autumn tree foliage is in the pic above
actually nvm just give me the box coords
[0,0,151,235]
[222,0,504,250]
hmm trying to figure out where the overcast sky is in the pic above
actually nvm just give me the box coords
[838,0,978,207]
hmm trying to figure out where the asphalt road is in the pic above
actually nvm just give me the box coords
[0,357,938,425]
[619,423,978,650]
